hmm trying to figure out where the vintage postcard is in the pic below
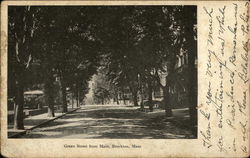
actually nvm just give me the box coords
[0,0,249,157]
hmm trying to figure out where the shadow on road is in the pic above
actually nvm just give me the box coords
[20,106,195,139]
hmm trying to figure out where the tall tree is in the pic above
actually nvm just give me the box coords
[33,7,102,114]
[182,7,197,128]
[102,7,146,106]
[8,6,40,129]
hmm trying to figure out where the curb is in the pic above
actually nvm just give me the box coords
[9,107,81,138]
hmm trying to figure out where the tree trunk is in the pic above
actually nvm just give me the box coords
[122,89,126,105]
[140,83,144,109]
[76,87,79,107]
[116,92,119,105]
[184,7,197,133]
[61,73,67,113]
[131,90,138,106]
[44,70,55,117]
[77,88,80,107]
[163,84,173,117]
[71,92,73,108]
[101,96,104,105]
[187,48,197,127]
[147,80,153,112]
[164,53,176,117]
[13,71,25,129]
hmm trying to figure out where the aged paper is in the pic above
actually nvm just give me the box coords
[1,0,249,157]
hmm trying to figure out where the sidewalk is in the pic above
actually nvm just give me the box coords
[139,107,197,137]
[138,107,190,118]
[8,107,80,138]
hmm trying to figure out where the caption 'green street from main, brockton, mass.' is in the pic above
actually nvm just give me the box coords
[64,144,141,149]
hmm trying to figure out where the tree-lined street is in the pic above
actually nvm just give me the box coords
[8,6,197,138]
[19,105,194,139]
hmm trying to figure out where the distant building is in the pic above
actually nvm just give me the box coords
[144,46,197,108]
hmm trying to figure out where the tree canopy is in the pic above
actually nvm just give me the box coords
[8,6,197,130]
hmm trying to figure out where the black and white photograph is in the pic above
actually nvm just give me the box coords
[7,5,197,139]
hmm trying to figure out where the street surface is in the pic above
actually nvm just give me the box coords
[20,105,195,139]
